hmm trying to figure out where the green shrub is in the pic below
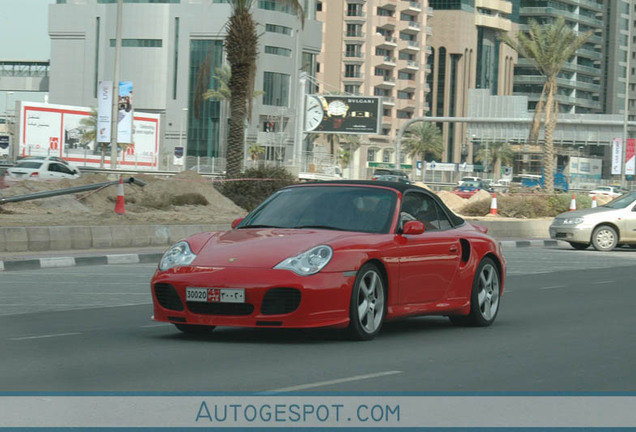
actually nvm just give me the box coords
[461,193,594,218]
[214,165,297,211]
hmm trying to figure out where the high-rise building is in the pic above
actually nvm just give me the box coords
[514,0,604,115]
[426,0,519,166]
[48,0,322,170]
[315,0,431,179]
[603,0,631,117]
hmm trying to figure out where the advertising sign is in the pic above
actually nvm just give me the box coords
[611,138,622,175]
[97,80,113,143]
[17,101,160,170]
[118,81,134,143]
[305,95,380,134]
[626,138,635,176]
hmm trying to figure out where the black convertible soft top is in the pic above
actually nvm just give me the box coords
[294,180,466,228]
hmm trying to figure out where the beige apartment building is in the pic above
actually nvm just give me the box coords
[315,0,432,179]
[426,0,518,166]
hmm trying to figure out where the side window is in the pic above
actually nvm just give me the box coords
[47,163,60,172]
[57,164,73,175]
[401,192,453,231]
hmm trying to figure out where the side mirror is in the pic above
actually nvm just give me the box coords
[402,220,425,235]
[231,217,244,229]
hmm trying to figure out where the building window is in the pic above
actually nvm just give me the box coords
[368,149,376,162]
[344,84,360,94]
[259,0,297,15]
[266,24,292,35]
[109,39,163,47]
[265,46,292,57]
[347,3,363,17]
[383,149,391,162]
[263,72,290,106]
[345,64,361,77]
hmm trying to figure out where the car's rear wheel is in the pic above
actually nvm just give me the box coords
[174,323,216,334]
[591,225,618,251]
[449,257,500,327]
[348,263,386,341]
[568,242,589,250]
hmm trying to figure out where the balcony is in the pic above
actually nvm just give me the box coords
[344,52,365,63]
[381,97,395,106]
[374,33,398,48]
[399,19,421,34]
[343,72,364,82]
[399,59,420,71]
[400,40,421,53]
[474,14,511,31]
[476,0,512,14]
[378,0,397,9]
[345,31,365,40]
[405,1,422,12]
[397,98,415,111]
[377,15,397,29]
[374,75,396,88]
[345,12,366,22]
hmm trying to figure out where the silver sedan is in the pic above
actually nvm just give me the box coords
[549,192,636,251]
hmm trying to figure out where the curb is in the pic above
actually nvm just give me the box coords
[0,240,568,272]
[0,252,163,272]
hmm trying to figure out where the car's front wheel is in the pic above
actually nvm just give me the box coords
[591,225,618,251]
[174,323,216,334]
[449,257,500,327]
[568,242,590,250]
[348,263,386,341]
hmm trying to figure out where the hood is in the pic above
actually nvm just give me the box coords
[555,206,617,219]
[191,228,358,268]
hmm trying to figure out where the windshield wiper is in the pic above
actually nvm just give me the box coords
[292,225,349,231]
[237,224,280,229]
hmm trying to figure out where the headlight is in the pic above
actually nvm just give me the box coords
[562,217,584,225]
[159,241,197,271]
[274,245,333,276]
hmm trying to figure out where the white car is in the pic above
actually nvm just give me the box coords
[588,186,624,198]
[7,159,81,180]
[458,176,480,186]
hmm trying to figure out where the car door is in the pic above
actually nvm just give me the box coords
[620,200,636,242]
[397,191,461,305]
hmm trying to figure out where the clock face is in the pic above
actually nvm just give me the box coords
[305,96,325,131]
[327,100,348,117]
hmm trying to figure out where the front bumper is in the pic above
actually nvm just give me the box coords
[151,266,354,329]
[549,224,593,243]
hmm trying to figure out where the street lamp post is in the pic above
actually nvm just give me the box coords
[178,107,188,170]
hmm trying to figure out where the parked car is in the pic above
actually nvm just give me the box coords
[372,169,409,182]
[458,176,480,186]
[17,156,81,175]
[452,180,493,199]
[373,174,411,184]
[549,191,636,251]
[588,186,624,198]
[6,159,81,180]
[151,180,506,340]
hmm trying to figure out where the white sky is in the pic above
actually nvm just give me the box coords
[0,0,55,60]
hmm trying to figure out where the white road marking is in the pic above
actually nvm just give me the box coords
[539,285,566,290]
[591,280,616,285]
[9,332,81,341]
[267,371,403,393]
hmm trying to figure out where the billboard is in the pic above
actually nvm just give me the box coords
[17,101,160,170]
[97,80,113,143]
[627,138,635,176]
[611,138,622,175]
[305,95,381,134]
[118,81,134,143]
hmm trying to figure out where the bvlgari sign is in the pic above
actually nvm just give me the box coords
[305,95,381,134]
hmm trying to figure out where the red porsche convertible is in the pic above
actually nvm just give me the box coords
[151,181,506,340]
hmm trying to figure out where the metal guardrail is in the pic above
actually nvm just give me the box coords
[0,177,146,205]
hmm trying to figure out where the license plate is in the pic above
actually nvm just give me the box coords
[186,287,245,303]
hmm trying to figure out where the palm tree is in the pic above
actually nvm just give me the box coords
[401,122,443,181]
[474,142,514,179]
[223,0,304,178]
[499,17,591,193]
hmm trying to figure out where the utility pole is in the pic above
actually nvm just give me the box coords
[110,0,123,168]
[622,1,633,187]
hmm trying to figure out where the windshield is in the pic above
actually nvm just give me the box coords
[15,161,43,169]
[239,185,397,234]
[603,192,636,209]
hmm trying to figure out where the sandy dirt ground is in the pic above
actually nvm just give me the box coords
[2,172,609,227]
[0,171,247,227]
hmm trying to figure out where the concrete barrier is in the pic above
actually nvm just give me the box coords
[0,220,551,253]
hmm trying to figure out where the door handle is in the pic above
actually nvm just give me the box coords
[449,245,458,253]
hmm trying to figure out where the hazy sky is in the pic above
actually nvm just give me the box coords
[0,0,55,60]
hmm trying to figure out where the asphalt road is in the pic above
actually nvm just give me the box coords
[0,245,635,393]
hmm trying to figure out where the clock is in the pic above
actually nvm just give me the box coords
[305,95,327,132]
[327,99,349,117]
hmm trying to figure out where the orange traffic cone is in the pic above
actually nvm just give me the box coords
[489,193,498,215]
[592,195,597,208]
[114,175,125,215]
[569,194,576,211]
